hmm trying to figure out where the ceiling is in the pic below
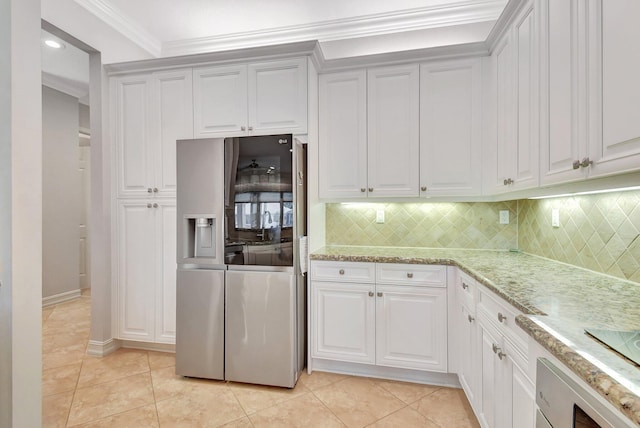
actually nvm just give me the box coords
[42,0,508,64]
[41,29,90,104]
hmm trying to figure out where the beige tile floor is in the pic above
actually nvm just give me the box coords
[43,291,480,427]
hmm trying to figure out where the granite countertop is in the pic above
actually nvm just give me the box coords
[310,245,640,426]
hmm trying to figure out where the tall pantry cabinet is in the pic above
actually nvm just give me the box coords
[111,69,193,344]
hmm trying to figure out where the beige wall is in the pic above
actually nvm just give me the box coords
[42,86,82,299]
[518,190,640,283]
[325,201,518,249]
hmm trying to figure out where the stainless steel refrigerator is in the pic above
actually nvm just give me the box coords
[175,134,306,388]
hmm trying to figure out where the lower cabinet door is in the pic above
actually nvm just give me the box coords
[479,318,501,428]
[311,281,375,364]
[459,303,479,408]
[375,285,447,371]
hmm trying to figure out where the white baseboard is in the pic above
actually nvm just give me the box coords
[120,340,175,353]
[87,338,120,357]
[42,289,82,308]
[310,358,461,388]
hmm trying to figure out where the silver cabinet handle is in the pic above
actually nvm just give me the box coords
[581,157,593,168]
[248,126,254,131]
[368,187,373,192]
[503,178,514,185]
[368,291,374,297]
[407,273,413,279]
[147,188,152,193]
[147,203,152,208]
[360,188,366,192]
[462,282,469,290]
[153,187,158,193]
[377,292,382,297]
[241,126,246,131]
[421,186,427,191]
[153,203,158,208]
[573,160,581,170]
[497,312,507,323]
[339,269,345,275]
[468,314,475,323]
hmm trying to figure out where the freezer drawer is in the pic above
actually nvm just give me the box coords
[225,270,297,388]
[176,269,225,380]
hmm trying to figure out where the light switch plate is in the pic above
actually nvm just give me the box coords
[499,210,509,225]
[376,209,385,224]
[552,208,560,227]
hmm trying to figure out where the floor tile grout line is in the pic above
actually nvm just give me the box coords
[308,388,351,427]
[146,350,163,427]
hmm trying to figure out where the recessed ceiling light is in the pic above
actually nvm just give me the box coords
[44,39,64,49]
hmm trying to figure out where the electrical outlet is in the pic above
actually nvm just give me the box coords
[376,209,385,224]
[499,210,509,225]
[552,208,560,227]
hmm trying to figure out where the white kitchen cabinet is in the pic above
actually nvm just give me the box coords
[376,284,447,372]
[311,281,376,364]
[193,58,307,138]
[476,284,535,428]
[491,0,539,194]
[420,59,483,197]
[367,65,420,197]
[112,69,193,198]
[540,0,640,185]
[455,272,480,413]
[318,70,368,199]
[310,261,447,372]
[116,199,177,344]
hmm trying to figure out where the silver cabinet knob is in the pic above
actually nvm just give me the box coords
[421,186,427,192]
[368,187,373,192]
[339,269,345,275]
[497,349,507,360]
[368,291,374,297]
[241,126,246,131]
[153,203,158,208]
[377,292,382,297]
[572,159,581,170]
[503,178,514,185]
[497,312,507,323]
[492,343,499,354]
[360,188,366,192]
[248,126,254,131]
[153,187,158,193]
[147,203,152,208]
[462,282,469,290]
[407,273,413,279]
[580,157,593,168]
[147,188,152,193]
[468,314,475,323]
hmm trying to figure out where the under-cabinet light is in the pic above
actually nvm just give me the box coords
[528,186,640,200]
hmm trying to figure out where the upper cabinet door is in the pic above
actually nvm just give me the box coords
[152,70,194,195]
[589,0,640,177]
[367,64,420,197]
[492,34,515,193]
[248,58,307,135]
[193,64,248,137]
[113,75,153,197]
[420,59,482,197]
[540,0,586,185]
[318,70,368,199]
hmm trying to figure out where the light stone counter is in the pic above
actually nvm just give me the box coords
[310,245,640,426]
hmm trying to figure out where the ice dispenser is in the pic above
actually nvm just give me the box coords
[181,215,217,260]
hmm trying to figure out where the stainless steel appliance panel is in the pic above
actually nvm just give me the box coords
[176,269,225,380]
[536,358,634,427]
[225,270,297,388]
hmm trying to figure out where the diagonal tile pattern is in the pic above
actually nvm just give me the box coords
[42,292,479,427]
[326,202,518,249]
[519,190,640,282]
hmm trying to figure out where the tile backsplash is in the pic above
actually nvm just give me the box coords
[325,190,640,283]
[518,190,640,283]
[326,202,518,249]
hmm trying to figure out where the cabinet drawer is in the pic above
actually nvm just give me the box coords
[376,264,446,287]
[478,285,529,351]
[457,270,477,311]
[310,261,375,283]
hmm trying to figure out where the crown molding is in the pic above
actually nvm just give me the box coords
[485,0,526,50]
[42,71,90,102]
[162,0,507,57]
[74,0,162,57]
